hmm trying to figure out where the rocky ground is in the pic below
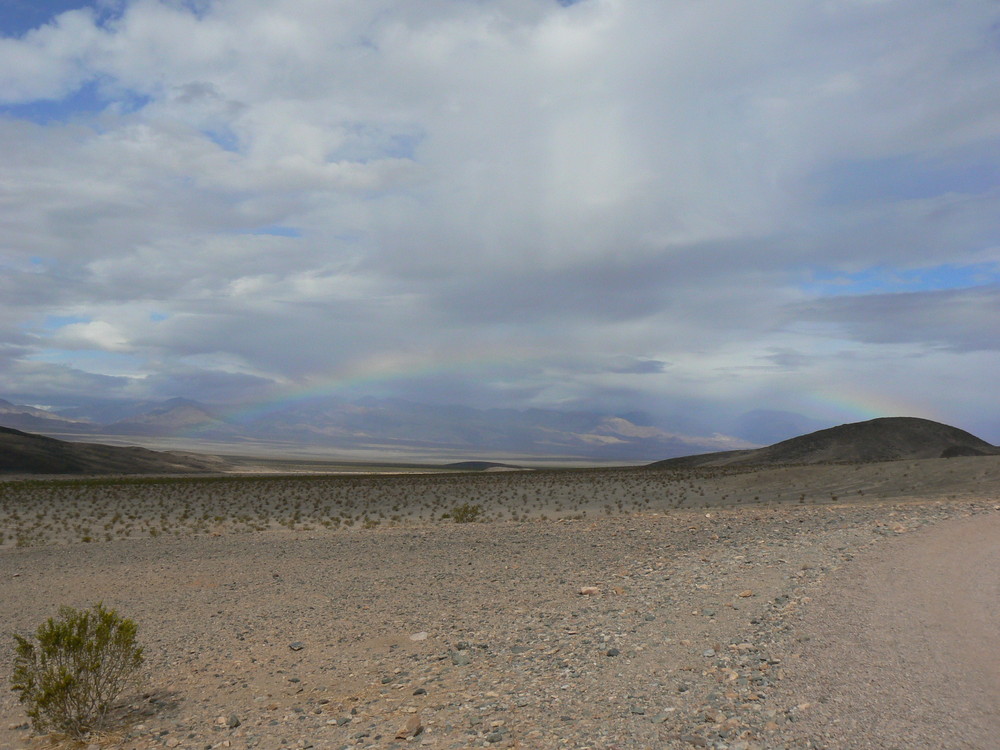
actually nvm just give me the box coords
[2,492,997,750]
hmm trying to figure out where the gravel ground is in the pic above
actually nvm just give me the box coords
[1,497,997,750]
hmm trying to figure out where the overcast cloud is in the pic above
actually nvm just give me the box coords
[1,0,998,440]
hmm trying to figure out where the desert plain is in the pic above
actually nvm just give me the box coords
[1,456,999,749]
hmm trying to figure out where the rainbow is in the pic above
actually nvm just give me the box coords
[197,352,946,433]
[217,346,538,425]
[796,386,942,424]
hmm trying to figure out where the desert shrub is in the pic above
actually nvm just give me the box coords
[10,603,144,739]
[449,503,483,523]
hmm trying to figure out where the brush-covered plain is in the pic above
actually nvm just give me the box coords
[2,456,998,548]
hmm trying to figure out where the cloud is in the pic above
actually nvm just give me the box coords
[0,0,997,439]
[793,285,1000,353]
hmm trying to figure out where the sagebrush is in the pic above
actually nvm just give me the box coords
[10,603,144,739]
[449,502,483,523]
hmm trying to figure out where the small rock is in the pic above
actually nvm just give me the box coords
[450,651,471,666]
[739,590,754,598]
[579,586,600,596]
[409,632,428,641]
[680,735,708,747]
[629,705,645,715]
[395,715,423,740]
[227,714,241,729]
[289,641,305,651]
[606,648,621,657]
[702,649,717,658]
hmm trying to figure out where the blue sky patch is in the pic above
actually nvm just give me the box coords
[202,128,241,153]
[326,123,423,163]
[0,80,151,124]
[0,0,98,38]
[0,80,104,123]
[803,262,1000,297]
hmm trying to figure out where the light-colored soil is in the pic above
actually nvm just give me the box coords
[774,511,1000,749]
[1,479,997,749]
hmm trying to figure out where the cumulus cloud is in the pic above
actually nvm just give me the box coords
[0,0,998,440]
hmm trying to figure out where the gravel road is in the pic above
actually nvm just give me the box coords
[1,499,996,750]
[772,511,1000,749]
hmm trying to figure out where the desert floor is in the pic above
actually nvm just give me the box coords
[1,460,998,749]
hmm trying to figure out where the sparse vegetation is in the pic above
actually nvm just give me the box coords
[10,603,144,740]
[448,502,483,523]
[0,456,996,548]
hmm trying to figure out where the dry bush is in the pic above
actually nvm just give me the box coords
[10,603,144,740]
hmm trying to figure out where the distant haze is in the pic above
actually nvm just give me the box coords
[0,395,761,462]
[0,1,998,444]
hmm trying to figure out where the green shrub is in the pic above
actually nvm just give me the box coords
[450,503,483,523]
[10,603,144,739]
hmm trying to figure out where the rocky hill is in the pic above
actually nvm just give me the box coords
[649,416,999,468]
[0,425,225,474]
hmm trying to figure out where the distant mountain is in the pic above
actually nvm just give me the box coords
[0,425,225,474]
[104,397,228,436]
[0,395,752,460]
[649,417,999,468]
[226,398,752,460]
[0,399,96,434]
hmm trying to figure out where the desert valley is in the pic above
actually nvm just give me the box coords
[1,417,998,749]
[3,3,998,749]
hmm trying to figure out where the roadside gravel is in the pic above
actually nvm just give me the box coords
[1,498,996,750]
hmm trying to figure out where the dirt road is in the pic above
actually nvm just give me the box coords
[775,512,1000,749]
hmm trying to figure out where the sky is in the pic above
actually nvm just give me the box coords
[0,0,998,440]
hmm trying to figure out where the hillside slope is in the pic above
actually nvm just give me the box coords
[0,426,225,474]
[649,417,998,468]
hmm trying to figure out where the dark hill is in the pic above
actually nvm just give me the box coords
[649,417,999,468]
[0,426,225,475]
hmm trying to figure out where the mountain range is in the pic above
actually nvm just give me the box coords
[2,414,996,475]
[0,396,756,461]
[0,425,225,474]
